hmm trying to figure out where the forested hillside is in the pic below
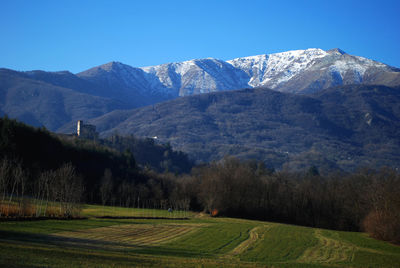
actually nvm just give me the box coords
[90,84,400,172]
[99,134,193,173]
[0,116,192,207]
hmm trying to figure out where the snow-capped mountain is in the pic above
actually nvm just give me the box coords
[77,48,399,100]
[140,58,250,96]
[227,48,329,88]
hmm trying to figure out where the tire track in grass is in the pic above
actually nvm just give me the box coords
[225,224,273,258]
[227,226,261,257]
[239,224,323,263]
[298,229,356,263]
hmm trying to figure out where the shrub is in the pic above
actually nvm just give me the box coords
[19,198,35,217]
[363,210,400,244]
[0,203,19,217]
[211,209,219,217]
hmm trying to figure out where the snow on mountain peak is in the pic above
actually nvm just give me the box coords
[227,48,328,88]
[140,57,249,96]
[78,48,397,99]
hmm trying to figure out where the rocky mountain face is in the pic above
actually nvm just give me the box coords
[139,58,250,96]
[87,84,400,172]
[77,48,400,98]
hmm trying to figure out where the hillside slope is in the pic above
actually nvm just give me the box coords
[0,69,128,131]
[76,61,176,106]
[89,84,400,171]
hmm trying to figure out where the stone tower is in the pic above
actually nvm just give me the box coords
[77,120,83,136]
[76,120,98,139]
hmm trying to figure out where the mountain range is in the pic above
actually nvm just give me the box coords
[1,48,399,171]
[78,48,400,98]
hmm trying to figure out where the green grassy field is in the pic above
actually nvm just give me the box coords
[81,204,193,218]
[0,205,399,267]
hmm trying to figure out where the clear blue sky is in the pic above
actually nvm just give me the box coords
[1,0,399,73]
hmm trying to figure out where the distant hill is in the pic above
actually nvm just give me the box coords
[0,68,129,131]
[0,66,175,132]
[76,61,176,106]
[87,84,400,172]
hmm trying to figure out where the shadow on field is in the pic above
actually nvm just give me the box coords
[0,217,88,222]
[0,230,207,258]
[96,216,189,220]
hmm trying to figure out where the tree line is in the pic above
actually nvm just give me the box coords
[191,157,399,243]
[91,157,399,244]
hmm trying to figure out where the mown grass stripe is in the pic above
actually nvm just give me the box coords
[54,223,202,248]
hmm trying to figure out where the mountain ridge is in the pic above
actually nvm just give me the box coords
[76,48,400,98]
[0,68,130,130]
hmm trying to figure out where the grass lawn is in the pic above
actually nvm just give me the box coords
[1,205,399,267]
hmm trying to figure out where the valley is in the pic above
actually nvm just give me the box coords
[2,1,400,267]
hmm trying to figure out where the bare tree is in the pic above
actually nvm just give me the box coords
[13,164,28,216]
[198,165,220,215]
[0,158,12,216]
[6,162,26,216]
[100,169,113,206]
[52,163,84,217]
[34,170,56,217]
